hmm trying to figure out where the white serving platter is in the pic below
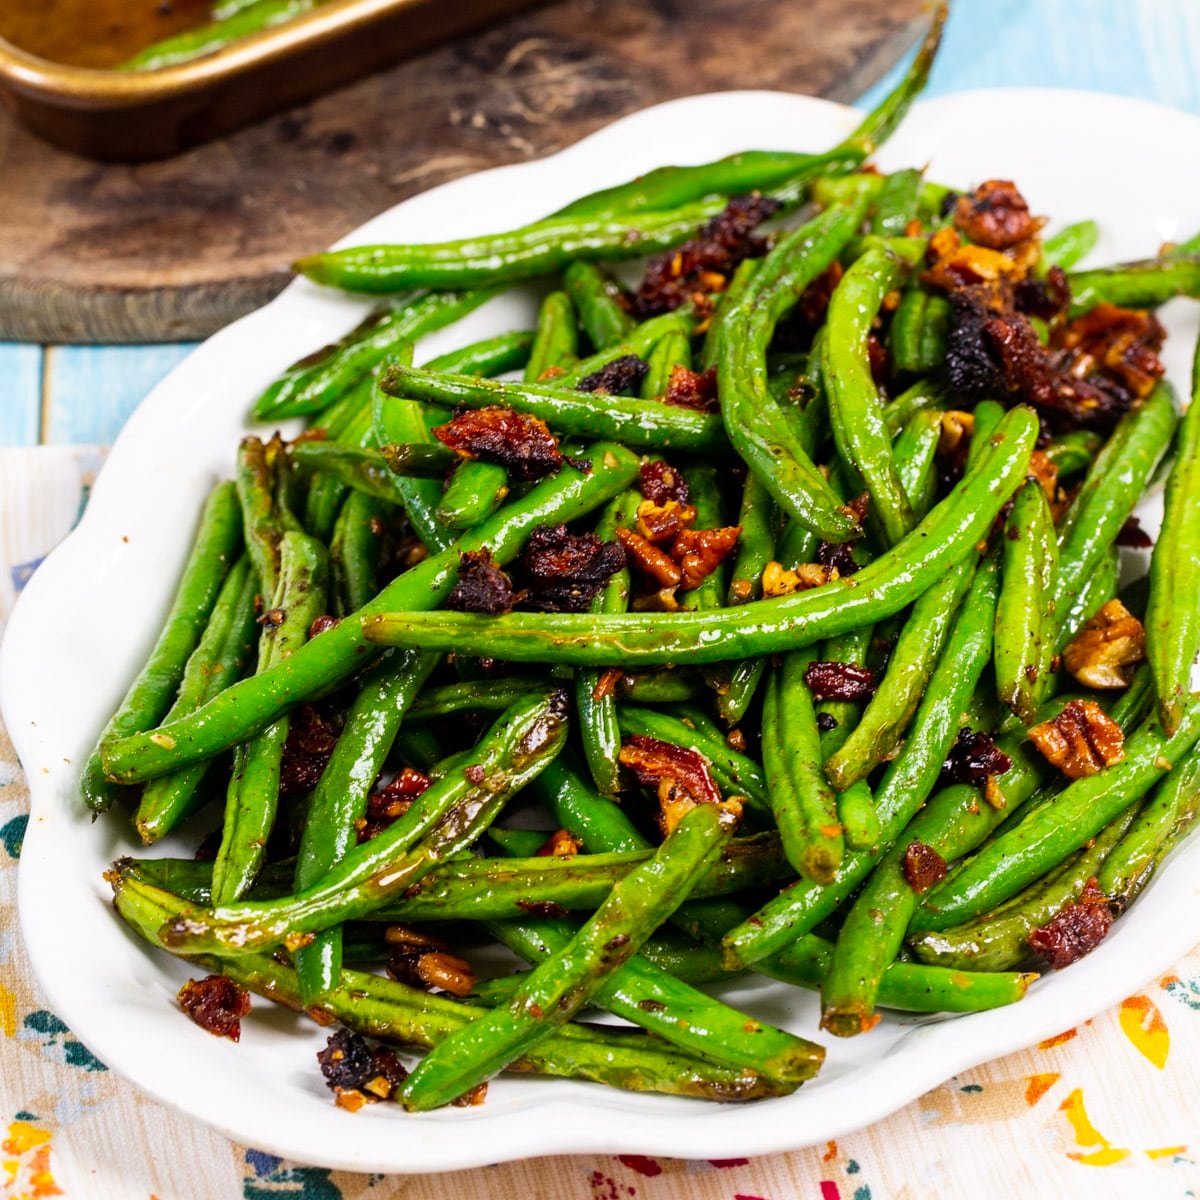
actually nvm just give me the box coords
[3,87,1199,1173]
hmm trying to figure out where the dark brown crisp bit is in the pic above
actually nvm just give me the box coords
[638,460,690,505]
[279,704,339,798]
[1057,303,1165,402]
[1014,265,1071,322]
[362,1048,409,1101]
[633,193,781,317]
[902,841,948,893]
[803,661,876,702]
[662,364,719,412]
[309,614,338,638]
[178,975,251,1042]
[447,548,515,615]
[576,354,649,396]
[618,734,741,835]
[1062,599,1146,689]
[1028,877,1113,968]
[954,179,1042,250]
[516,898,570,919]
[434,406,563,481]
[816,712,838,733]
[358,767,431,842]
[536,829,583,857]
[317,1028,375,1092]
[518,524,626,613]
[1115,515,1153,549]
[1028,699,1125,779]
[451,1082,488,1107]
[942,728,1013,786]
[796,260,844,329]
[816,540,860,577]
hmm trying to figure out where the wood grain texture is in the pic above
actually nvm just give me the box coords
[0,0,926,345]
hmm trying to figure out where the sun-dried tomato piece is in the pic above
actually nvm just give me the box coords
[318,1028,375,1092]
[954,180,1042,250]
[576,354,649,396]
[536,829,583,857]
[1062,599,1146,689]
[1115,515,1153,549]
[1028,699,1125,779]
[638,461,690,505]
[672,525,742,590]
[902,841,948,893]
[617,527,682,587]
[358,767,431,842]
[942,728,1013,787]
[518,524,625,613]
[803,661,876,702]
[618,734,740,835]
[633,194,781,317]
[635,498,697,544]
[279,704,339,798]
[662,364,720,412]
[1028,877,1113,969]
[447,548,515,615]
[434,406,563,481]
[178,975,251,1041]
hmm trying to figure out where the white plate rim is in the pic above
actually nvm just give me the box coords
[3,86,1200,1173]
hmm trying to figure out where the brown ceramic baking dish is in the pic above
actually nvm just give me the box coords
[0,0,541,161]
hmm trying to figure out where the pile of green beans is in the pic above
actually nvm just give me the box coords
[88,4,1200,1110]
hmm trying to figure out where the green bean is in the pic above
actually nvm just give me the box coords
[563,261,636,350]
[380,362,725,453]
[1044,430,1102,478]
[252,291,496,421]
[1057,383,1177,608]
[995,479,1058,725]
[681,465,731,615]
[1042,220,1100,270]
[329,490,389,617]
[715,472,777,724]
[883,378,946,435]
[1147,339,1200,734]
[825,556,975,791]
[211,532,328,904]
[114,875,783,1102]
[718,204,868,542]
[525,291,579,381]
[621,671,706,703]
[236,434,301,597]
[162,690,567,955]
[578,493,640,795]
[914,703,1200,932]
[893,408,942,518]
[824,247,916,546]
[817,552,1000,1033]
[554,308,698,386]
[762,647,843,882]
[721,546,1002,969]
[403,676,544,721]
[83,482,242,814]
[290,443,439,509]
[891,289,948,375]
[399,804,748,1109]
[909,802,1141,972]
[1057,545,1119,653]
[422,329,534,377]
[617,707,769,817]
[479,902,821,1091]
[292,649,437,1004]
[815,627,874,758]
[1067,255,1200,317]
[378,441,461,477]
[102,446,637,784]
[837,782,880,851]
[699,258,761,370]
[362,407,1038,666]
[870,167,923,236]
[641,328,692,399]
[1098,751,1200,908]
[134,558,260,844]
[120,0,315,69]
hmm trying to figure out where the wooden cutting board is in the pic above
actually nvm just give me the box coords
[0,0,925,344]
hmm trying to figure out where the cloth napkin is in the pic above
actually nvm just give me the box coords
[1,445,1198,1199]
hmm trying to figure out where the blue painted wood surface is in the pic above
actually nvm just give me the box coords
[3,0,1198,448]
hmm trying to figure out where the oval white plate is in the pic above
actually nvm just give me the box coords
[3,88,1200,1174]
